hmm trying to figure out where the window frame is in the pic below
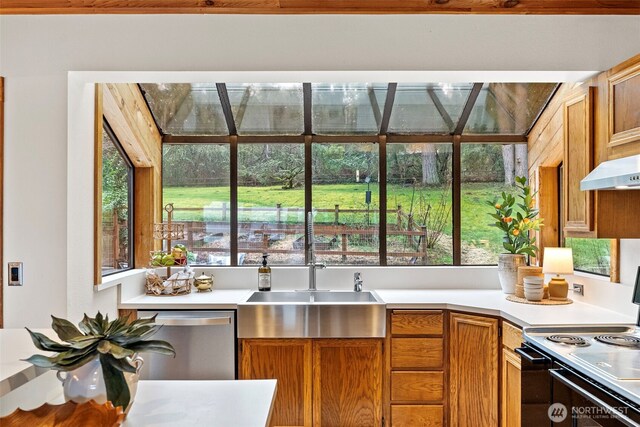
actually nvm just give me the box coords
[155,81,550,267]
[162,138,528,267]
[100,120,135,277]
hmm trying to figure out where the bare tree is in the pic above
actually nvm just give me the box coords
[515,144,528,179]
[502,144,515,185]
[421,144,440,185]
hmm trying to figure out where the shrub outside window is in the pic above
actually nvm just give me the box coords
[101,125,133,276]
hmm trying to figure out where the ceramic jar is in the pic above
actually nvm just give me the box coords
[57,355,143,413]
[498,253,527,294]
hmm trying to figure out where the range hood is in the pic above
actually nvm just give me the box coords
[580,154,640,190]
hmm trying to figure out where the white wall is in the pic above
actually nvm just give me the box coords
[1,15,640,327]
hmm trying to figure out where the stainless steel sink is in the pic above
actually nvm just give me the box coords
[238,291,385,338]
[245,290,379,303]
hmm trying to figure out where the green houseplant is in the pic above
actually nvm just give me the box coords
[24,312,175,412]
[487,176,543,294]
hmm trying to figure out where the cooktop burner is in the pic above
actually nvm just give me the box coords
[546,334,590,347]
[594,335,640,349]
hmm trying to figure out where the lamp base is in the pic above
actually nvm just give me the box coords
[548,276,569,301]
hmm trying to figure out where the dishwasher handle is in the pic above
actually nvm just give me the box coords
[155,316,232,326]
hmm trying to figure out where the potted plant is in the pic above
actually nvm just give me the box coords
[24,312,175,413]
[487,176,543,294]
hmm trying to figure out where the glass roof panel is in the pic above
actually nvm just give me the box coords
[312,83,387,135]
[227,83,304,135]
[464,83,557,134]
[140,83,229,136]
[389,83,472,134]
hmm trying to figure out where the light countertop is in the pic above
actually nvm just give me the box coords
[120,288,636,328]
[374,289,636,327]
[119,289,252,310]
[0,328,53,397]
[1,378,276,427]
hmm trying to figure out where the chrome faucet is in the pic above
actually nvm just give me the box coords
[354,272,363,292]
[308,260,326,291]
[307,212,325,291]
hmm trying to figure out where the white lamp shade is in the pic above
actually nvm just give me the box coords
[542,247,574,275]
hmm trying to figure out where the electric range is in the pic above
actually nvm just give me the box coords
[524,325,640,405]
[517,266,640,426]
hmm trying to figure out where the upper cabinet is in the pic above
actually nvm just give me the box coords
[607,60,640,158]
[560,54,640,239]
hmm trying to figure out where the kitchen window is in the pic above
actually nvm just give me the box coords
[101,124,133,276]
[141,82,558,267]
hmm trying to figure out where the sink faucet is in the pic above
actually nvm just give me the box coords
[307,211,325,291]
[354,272,363,292]
[308,260,326,291]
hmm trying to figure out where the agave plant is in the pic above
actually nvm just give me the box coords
[24,312,175,411]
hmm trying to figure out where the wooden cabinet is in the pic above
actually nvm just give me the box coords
[607,59,640,152]
[449,312,499,427]
[563,85,595,236]
[240,339,312,427]
[239,338,382,427]
[501,322,522,427]
[561,68,640,239]
[388,310,446,427]
[312,339,382,427]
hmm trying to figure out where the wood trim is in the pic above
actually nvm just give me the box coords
[610,238,620,283]
[3,1,638,14]
[100,83,162,271]
[0,77,4,328]
[537,166,559,265]
[94,84,103,285]
[607,60,640,148]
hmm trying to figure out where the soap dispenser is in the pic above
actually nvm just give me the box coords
[258,253,271,291]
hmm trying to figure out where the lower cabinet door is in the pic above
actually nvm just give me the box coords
[501,347,522,427]
[449,312,499,427]
[239,339,313,427]
[391,405,443,427]
[313,339,383,427]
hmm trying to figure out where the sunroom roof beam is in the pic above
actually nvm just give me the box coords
[368,86,382,130]
[427,87,455,132]
[233,85,252,130]
[216,83,237,135]
[303,82,312,135]
[453,82,483,135]
[378,83,397,135]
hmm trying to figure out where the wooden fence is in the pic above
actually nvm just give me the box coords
[169,204,429,263]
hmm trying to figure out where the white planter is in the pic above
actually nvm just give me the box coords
[497,253,526,294]
[57,355,143,413]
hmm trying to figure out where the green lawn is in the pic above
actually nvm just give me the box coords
[164,182,516,264]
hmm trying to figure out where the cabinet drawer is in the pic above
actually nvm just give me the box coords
[391,405,443,427]
[391,310,444,335]
[391,371,444,402]
[391,338,443,368]
[502,322,523,352]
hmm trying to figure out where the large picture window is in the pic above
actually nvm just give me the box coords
[141,82,558,267]
[101,124,133,275]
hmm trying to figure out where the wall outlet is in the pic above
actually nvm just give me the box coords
[572,283,584,296]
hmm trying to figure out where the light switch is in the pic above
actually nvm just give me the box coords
[8,262,23,286]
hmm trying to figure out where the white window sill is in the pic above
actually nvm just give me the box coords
[94,269,146,292]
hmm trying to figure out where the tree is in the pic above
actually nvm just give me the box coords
[421,144,440,185]
[502,144,515,186]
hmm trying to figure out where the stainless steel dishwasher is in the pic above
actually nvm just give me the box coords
[137,310,236,380]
